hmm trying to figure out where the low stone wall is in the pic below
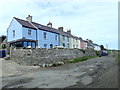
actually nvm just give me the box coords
[10,48,96,66]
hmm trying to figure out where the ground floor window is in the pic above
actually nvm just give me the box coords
[44,44,47,48]
[23,42,27,47]
[63,43,65,47]
[10,41,36,48]
[67,44,69,48]
[73,45,75,48]
[23,41,36,48]
[32,43,35,48]
[28,42,31,46]
[14,42,22,47]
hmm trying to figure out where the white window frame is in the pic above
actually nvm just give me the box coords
[28,29,32,36]
[43,32,47,39]
[67,36,69,42]
[13,30,15,37]
[55,35,58,41]
[63,35,65,41]
[44,44,47,48]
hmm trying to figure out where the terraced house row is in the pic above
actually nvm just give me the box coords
[7,15,100,50]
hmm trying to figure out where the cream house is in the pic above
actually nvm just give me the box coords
[71,36,80,49]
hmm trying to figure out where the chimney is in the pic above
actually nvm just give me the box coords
[67,29,71,34]
[47,22,52,28]
[26,15,32,22]
[58,27,63,31]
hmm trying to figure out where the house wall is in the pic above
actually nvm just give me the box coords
[84,42,88,50]
[22,27,37,40]
[71,38,80,48]
[7,18,59,48]
[80,41,85,49]
[7,18,23,42]
[78,40,80,49]
[37,30,59,48]
[94,45,100,51]
[59,35,72,48]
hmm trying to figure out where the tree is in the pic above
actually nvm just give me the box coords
[1,35,6,42]
[100,45,105,50]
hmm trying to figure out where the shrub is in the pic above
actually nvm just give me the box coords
[80,49,86,54]
[2,46,6,49]
[95,50,100,56]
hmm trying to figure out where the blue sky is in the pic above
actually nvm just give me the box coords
[0,0,118,50]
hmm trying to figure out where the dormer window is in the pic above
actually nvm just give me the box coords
[13,30,15,37]
[28,29,32,35]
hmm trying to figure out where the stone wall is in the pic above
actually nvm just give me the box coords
[10,48,96,66]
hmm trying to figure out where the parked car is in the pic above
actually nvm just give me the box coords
[100,50,108,56]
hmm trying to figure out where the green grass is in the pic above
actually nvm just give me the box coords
[115,51,120,62]
[66,56,97,63]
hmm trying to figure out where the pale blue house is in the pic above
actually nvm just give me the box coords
[7,15,59,48]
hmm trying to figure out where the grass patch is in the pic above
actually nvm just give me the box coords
[66,56,97,63]
[115,51,120,62]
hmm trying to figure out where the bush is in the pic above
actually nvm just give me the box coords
[80,49,86,54]
[95,50,100,56]
[2,46,6,49]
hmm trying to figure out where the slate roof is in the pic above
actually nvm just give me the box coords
[14,17,79,38]
[93,43,100,46]
[14,17,37,30]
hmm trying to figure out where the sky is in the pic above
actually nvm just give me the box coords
[0,0,118,50]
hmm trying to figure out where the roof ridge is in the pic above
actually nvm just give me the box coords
[14,17,79,38]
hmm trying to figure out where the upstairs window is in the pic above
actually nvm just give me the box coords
[73,38,74,42]
[55,35,58,41]
[28,29,32,35]
[43,32,47,39]
[67,37,69,42]
[44,44,47,48]
[13,30,15,37]
[63,35,65,40]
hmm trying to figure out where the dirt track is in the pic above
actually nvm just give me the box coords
[1,52,118,88]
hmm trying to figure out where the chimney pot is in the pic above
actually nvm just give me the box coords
[58,27,63,31]
[67,29,71,34]
[26,15,32,22]
[47,22,52,28]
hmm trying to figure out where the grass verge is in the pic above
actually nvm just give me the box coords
[115,51,120,62]
[65,56,97,63]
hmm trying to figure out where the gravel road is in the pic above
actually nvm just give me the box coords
[1,52,118,89]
